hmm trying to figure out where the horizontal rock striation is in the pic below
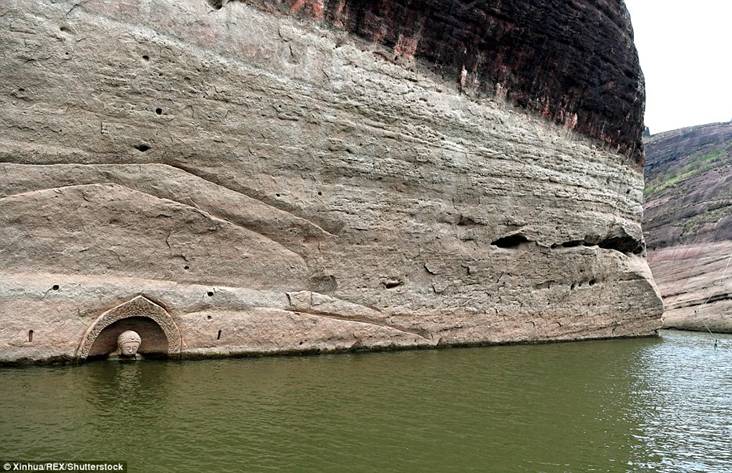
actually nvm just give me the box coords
[0,0,661,363]
[247,0,646,162]
[644,122,732,332]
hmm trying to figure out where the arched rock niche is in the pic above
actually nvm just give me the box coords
[76,295,182,360]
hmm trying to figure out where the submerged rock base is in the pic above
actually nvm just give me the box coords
[0,0,662,363]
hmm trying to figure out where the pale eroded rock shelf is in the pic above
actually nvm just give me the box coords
[0,0,662,363]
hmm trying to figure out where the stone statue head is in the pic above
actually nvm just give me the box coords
[117,330,142,357]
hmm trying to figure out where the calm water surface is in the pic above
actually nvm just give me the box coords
[1,330,730,472]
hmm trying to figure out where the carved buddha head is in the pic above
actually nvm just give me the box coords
[116,330,142,357]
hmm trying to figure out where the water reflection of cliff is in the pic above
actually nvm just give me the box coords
[2,333,730,472]
[76,361,174,462]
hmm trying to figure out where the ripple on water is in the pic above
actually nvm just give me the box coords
[0,330,730,473]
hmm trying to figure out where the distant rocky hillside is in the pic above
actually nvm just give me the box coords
[644,121,732,332]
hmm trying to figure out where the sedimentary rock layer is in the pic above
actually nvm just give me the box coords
[245,0,647,161]
[0,0,661,363]
[647,242,732,333]
[644,122,732,332]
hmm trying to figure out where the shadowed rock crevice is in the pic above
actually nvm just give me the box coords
[597,235,644,255]
[675,292,732,309]
[554,236,644,255]
[207,0,226,9]
[552,228,645,255]
[493,231,645,255]
[491,233,531,249]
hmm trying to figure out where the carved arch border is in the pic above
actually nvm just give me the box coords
[75,295,182,360]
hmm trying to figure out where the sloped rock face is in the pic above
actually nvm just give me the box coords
[0,0,661,363]
[644,122,732,332]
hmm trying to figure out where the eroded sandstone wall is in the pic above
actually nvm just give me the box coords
[644,122,732,332]
[0,0,661,363]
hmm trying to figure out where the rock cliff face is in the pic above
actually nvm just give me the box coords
[0,0,662,363]
[644,122,732,332]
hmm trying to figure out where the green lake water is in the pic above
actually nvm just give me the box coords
[1,330,730,472]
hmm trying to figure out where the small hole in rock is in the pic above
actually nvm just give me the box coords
[275,193,280,197]
[142,55,150,61]
[382,280,403,289]
[207,291,214,297]
[491,233,530,249]
[184,265,190,270]
[317,191,322,196]
[217,329,222,340]
[155,108,162,115]
[207,315,212,320]
[134,144,151,152]
[28,330,34,343]
[589,279,597,286]
[52,284,59,291]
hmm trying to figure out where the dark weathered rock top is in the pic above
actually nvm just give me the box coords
[242,0,646,162]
